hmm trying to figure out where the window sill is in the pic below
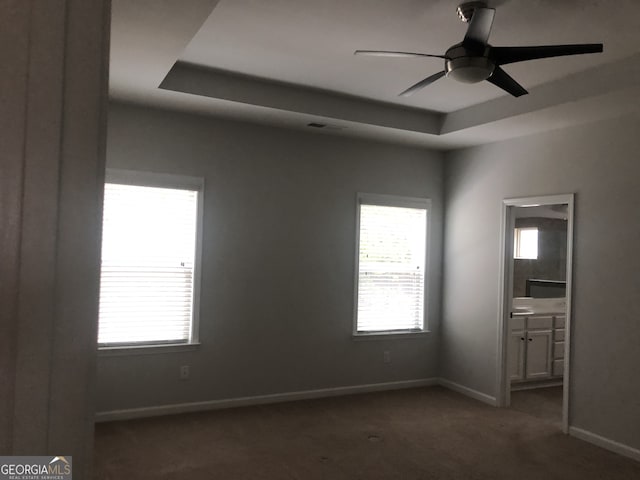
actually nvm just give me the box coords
[98,342,201,356]
[352,330,431,341]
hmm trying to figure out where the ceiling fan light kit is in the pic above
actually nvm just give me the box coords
[445,51,494,84]
[355,1,603,98]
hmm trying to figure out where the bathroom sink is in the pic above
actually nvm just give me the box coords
[512,307,534,315]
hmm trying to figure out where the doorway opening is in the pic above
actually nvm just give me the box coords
[497,194,574,433]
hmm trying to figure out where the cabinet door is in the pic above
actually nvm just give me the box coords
[508,330,525,381]
[525,330,552,379]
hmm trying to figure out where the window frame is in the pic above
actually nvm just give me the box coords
[352,193,431,339]
[98,168,205,352]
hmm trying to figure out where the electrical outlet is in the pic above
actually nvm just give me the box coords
[180,365,190,380]
[383,351,391,364]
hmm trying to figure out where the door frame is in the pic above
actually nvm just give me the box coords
[496,194,575,434]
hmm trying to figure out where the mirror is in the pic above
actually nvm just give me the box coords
[512,204,568,299]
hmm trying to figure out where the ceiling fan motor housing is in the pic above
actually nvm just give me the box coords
[445,44,495,83]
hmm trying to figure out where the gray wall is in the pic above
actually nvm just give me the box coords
[97,103,444,412]
[441,115,640,450]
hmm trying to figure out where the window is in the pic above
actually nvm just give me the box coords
[354,194,429,335]
[98,170,203,348]
[514,227,538,259]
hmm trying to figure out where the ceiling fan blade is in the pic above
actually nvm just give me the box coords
[491,44,603,65]
[463,7,496,48]
[486,66,528,97]
[354,50,446,59]
[399,71,446,97]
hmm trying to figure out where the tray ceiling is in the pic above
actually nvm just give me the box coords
[110,0,640,149]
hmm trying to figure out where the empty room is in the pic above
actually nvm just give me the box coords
[2,0,640,479]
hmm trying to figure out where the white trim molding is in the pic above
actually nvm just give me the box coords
[496,193,575,435]
[569,427,640,462]
[438,378,498,407]
[96,378,439,422]
[99,169,205,348]
[353,193,432,336]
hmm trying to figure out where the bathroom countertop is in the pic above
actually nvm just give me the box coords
[512,297,566,317]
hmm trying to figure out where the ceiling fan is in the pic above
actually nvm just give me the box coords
[354,1,603,98]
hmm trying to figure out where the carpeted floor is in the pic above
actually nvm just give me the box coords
[510,385,563,426]
[94,386,640,480]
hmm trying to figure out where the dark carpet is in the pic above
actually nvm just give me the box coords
[94,386,640,479]
[510,385,563,427]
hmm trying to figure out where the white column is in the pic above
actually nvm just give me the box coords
[0,0,110,477]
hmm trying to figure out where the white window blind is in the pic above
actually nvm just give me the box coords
[98,180,200,346]
[356,199,428,333]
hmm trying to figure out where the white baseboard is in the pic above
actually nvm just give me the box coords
[96,377,439,422]
[437,378,498,406]
[569,427,640,462]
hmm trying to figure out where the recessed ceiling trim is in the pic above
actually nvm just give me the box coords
[159,55,640,141]
[160,62,443,135]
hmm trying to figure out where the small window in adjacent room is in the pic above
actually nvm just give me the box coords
[354,194,429,335]
[514,227,538,259]
[98,170,203,348]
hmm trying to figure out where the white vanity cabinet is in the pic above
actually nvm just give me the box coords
[509,329,526,381]
[510,314,565,384]
[525,329,553,379]
[552,315,566,377]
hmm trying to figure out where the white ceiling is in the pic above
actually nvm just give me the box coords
[109,0,640,149]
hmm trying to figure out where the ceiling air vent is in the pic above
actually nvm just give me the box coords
[307,122,346,131]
